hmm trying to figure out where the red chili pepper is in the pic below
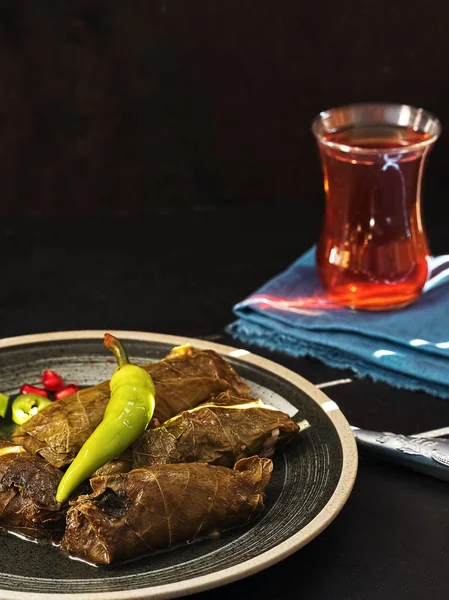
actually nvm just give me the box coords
[20,384,48,398]
[55,384,79,400]
[41,369,65,392]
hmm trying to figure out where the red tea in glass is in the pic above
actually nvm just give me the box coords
[313,104,441,310]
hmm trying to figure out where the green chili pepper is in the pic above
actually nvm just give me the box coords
[0,393,9,419]
[12,394,52,425]
[56,333,156,503]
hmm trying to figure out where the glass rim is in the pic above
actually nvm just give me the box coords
[312,102,442,155]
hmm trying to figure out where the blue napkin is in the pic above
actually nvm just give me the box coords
[227,247,449,398]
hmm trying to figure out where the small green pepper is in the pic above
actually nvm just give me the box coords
[0,393,9,419]
[12,393,52,425]
[56,333,155,503]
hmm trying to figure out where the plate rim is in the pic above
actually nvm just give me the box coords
[0,330,358,600]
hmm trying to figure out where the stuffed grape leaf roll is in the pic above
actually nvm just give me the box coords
[132,392,300,468]
[0,439,66,541]
[61,456,272,565]
[93,391,302,477]
[13,346,250,468]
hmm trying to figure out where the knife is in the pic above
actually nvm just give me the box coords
[351,425,449,482]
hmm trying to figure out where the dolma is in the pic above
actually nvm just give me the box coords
[61,456,272,565]
[0,439,66,541]
[93,391,300,476]
[13,346,250,468]
[133,392,300,468]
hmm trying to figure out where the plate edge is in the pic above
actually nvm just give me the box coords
[0,330,358,600]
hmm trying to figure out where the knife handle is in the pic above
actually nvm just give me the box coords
[352,427,449,482]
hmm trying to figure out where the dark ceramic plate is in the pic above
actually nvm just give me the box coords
[0,331,357,600]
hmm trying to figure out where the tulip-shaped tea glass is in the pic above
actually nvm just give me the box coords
[313,103,441,310]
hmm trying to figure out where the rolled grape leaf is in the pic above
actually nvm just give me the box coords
[61,456,272,565]
[92,450,134,477]
[93,391,300,477]
[0,439,66,541]
[13,346,250,468]
[133,391,300,468]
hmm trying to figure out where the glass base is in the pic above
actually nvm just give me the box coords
[343,299,416,312]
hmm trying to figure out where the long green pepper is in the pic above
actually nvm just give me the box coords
[56,334,155,503]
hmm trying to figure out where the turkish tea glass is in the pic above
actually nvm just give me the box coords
[312,103,441,310]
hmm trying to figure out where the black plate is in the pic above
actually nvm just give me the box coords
[0,331,357,600]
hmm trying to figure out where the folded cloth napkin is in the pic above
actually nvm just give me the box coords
[227,247,449,398]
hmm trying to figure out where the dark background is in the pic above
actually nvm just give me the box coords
[0,0,448,228]
[1,5,449,598]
